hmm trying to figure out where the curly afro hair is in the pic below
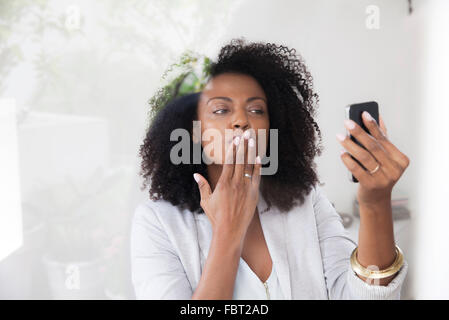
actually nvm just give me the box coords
[139,38,324,214]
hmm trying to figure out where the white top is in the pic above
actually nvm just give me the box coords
[234,259,285,300]
[130,183,408,299]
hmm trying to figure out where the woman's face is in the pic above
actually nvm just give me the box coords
[197,72,270,164]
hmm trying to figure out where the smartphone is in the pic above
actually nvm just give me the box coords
[345,101,379,183]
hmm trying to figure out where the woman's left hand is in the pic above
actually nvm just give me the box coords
[336,112,410,208]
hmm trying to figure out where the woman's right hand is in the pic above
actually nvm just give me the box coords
[193,130,262,243]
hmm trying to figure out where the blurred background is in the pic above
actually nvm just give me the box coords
[0,0,448,299]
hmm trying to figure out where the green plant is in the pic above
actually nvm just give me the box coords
[147,50,212,125]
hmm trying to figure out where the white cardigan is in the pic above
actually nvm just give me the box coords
[130,183,408,299]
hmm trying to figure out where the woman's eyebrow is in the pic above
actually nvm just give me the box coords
[247,97,266,103]
[207,96,266,104]
[207,97,232,104]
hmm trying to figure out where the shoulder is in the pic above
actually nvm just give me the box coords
[132,198,199,235]
[130,198,204,267]
[287,182,326,213]
[310,182,326,203]
[309,182,334,209]
[285,182,340,226]
[308,182,345,229]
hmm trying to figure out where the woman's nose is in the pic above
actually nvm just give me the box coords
[234,123,249,131]
[232,110,249,131]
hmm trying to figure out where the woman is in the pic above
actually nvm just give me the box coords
[131,38,409,299]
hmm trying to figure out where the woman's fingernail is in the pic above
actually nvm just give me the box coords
[344,119,355,130]
[243,130,251,139]
[248,138,255,147]
[193,173,200,183]
[234,136,240,146]
[256,155,261,164]
[336,133,346,142]
[363,111,373,121]
[340,150,346,156]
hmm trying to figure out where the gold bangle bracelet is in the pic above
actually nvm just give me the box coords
[350,245,404,280]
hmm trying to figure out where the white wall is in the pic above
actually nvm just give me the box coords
[409,0,449,299]
[0,99,23,261]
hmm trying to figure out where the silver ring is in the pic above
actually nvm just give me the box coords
[244,173,252,179]
[369,163,381,174]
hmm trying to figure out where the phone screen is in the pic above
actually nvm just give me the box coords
[345,101,379,183]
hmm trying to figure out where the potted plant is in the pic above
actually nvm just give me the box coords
[42,199,110,299]
[37,165,134,299]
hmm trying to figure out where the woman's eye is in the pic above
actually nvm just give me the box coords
[250,109,264,114]
[213,109,228,114]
